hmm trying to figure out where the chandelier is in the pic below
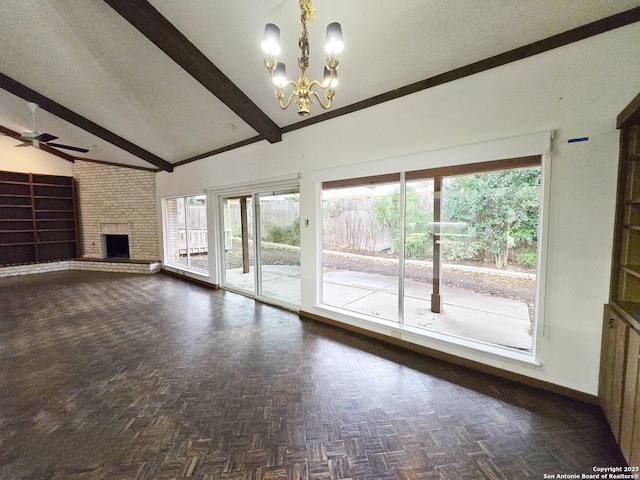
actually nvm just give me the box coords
[261,0,343,116]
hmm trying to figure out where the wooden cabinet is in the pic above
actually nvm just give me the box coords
[0,170,78,265]
[601,92,640,467]
[599,306,624,440]
[622,326,640,465]
[600,306,640,465]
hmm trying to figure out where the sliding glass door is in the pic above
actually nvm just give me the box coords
[220,187,300,307]
[258,190,301,305]
[221,196,255,292]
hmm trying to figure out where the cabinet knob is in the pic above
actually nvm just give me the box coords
[609,318,615,328]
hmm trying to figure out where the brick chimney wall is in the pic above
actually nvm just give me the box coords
[73,161,159,260]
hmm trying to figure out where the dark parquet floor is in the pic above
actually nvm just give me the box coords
[0,271,626,479]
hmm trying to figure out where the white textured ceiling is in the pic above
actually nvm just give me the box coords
[0,0,639,170]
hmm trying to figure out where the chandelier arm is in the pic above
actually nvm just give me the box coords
[311,90,333,110]
[276,79,300,90]
[309,79,328,90]
[277,90,297,110]
[309,77,336,99]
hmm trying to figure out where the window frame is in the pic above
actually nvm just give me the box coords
[162,193,210,277]
[319,155,545,361]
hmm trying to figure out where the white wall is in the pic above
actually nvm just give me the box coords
[156,23,640,395]
[0,135,73,176]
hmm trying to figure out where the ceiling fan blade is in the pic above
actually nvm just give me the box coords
[34,132,58,143]
[46,142,89,153]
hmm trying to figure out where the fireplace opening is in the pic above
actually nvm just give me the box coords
[105,234,130,259]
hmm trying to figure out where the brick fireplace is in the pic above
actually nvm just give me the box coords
[73,160,160,261]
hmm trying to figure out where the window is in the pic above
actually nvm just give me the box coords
[322,175,401,321]
[164,195,208,275]
[322,157,541,353]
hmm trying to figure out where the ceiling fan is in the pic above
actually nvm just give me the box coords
[16,102,89,153]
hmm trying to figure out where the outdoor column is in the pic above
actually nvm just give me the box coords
[431,177,443,313]
[240,197,250,274]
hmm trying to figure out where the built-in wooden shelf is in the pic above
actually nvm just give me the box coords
[38,240,77,245]
[0,170,78,265]
[620,265,640,280]
[0,180,29,186]
[602,93,640,467]
[35,209,74,213]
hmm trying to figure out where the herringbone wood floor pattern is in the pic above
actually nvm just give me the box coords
[0,271,626,479]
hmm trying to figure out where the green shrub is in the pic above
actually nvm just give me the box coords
[404,233,432,259]
[265,218,300,245]
[442,240,481,262]
[516,248,537,268]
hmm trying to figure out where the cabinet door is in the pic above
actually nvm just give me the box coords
[620,327,639,461]
[600,306,617,423]
[632,379,640,467]
[601,308,630,442]
[612,316,629,441]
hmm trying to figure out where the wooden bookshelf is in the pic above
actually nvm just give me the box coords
[601,92,640,467]
[611,115,640,327]
[0,170,78,265]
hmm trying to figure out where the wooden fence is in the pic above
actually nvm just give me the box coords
[323,197,392,252]
[178,228,208,255]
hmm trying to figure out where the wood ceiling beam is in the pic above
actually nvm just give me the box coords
[0,73,174,172]
[0,125,75,163]
[104,0,282,145]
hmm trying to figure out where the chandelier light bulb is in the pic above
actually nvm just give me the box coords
[324,22,344,55]
[272,62,288,88]
[262,23,281,56]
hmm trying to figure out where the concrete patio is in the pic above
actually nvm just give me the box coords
[225,264,302,306]
[225,265,533,351]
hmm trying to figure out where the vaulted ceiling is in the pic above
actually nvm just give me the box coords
[1,0,639,172]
